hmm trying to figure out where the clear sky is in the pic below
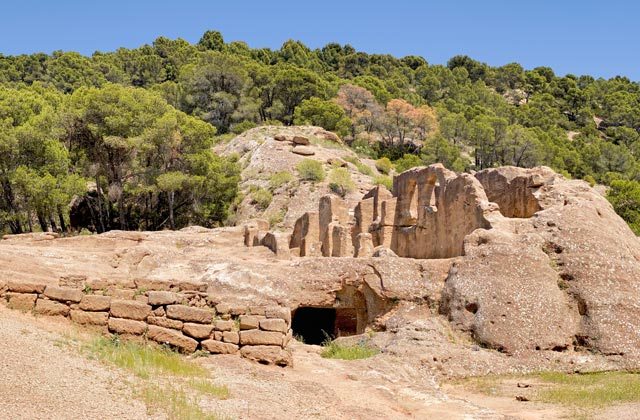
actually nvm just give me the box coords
[2,0,639,80]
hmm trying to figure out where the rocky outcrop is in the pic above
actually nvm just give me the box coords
[245,164,640,358]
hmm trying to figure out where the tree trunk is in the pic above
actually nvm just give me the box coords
[168,191,175,230]
[58,207,67,233]
[37,211,48,232]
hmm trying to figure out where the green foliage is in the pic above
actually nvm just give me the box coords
[328,167,355,197]
[249,186,273,210]
[607,180,640,235]
[2,30,640,232]
[296,159,325,182]
[293,97,350,133]
[375,157,393,174]
[320,340,380,360]
[373,175,393,190]
[269,171,295,190]
[393,154,423,173]
[86,335,207,379]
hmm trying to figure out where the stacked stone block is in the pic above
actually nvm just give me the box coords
[0,278,293,366]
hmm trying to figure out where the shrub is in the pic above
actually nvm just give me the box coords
[296,159,325,182]
[607,179,640,235]
[249,187,272,210]
[373,175,393,190]
[393,154,423,173]
[343,156,373,176]
[328,167,355,197]
[230,120,257,134]
[375,157,393,174]
[321,340,379,360]
[269,171,295,190]
[350,138,378,159]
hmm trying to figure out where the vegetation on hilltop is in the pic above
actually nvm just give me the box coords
[1,30,639,233]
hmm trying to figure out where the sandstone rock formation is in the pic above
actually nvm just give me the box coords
[2,163,640,371]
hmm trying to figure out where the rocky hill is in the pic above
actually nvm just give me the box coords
[216,126,383,228]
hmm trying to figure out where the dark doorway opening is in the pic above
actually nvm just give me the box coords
[292,307,336,345]
[292,307,361,345]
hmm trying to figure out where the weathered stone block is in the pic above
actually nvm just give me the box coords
[213,331,223,341]
[70,310,108,326]
[355,232,374,257]
[222,331,240,344]
[265,306,292,325]
[152,306,166,317]
[240,330,284,346]
[79,295,111,312]
[34,299,70,317]
[249,306,266,316]
[331,223,354,257]
[201,339,238,354]
[147,316,183,330]
[147,291,178,306]
[262,232,291,260]
[108,318,147,335]
[7,281,46,294]
[183,323,213,339]
[240,345,292,366]
[43,286,83,303]
[213,320,234,331]
[166,304,214,324]
[239,315,263,330]
[147,325,198,353]
[6,292,37,311]
[215,302,231,315]
[260,318,288,333]
[108,289,136,300]
[110,300,151,321]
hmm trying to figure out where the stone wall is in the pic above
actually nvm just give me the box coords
[246,163,501,260]
[0,278,293,366]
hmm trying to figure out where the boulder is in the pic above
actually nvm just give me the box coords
[291,146,314,156]
[292,135,310,145]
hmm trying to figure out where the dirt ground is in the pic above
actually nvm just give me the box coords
[1,305,636,420]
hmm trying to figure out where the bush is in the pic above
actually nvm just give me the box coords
[296,159,325,182]
[373,175,393,190]
[375,157,393,174]
[343,156,373,176]
[249,187,272,210]
[230,120,257,134]
[328,167,355,197]
[350,138,378,159]
[269,171,295,190]
[393,154,423,173]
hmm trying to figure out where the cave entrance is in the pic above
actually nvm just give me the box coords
[291,307,359,345]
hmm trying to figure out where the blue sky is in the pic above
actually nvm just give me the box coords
[2,0,639,80]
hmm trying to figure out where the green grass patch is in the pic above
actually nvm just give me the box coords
[320,340,379,360]
[536,371,640,407]
[343,155,374,176]
[188,379,230,400]
[296,159,326,182]
[86,335,207,379]
[249,186,273,210]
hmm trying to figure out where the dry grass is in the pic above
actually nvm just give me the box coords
[536,371,640,407]
[86,335,229,419]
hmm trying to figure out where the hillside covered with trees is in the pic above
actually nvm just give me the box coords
[1,30,639,234]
